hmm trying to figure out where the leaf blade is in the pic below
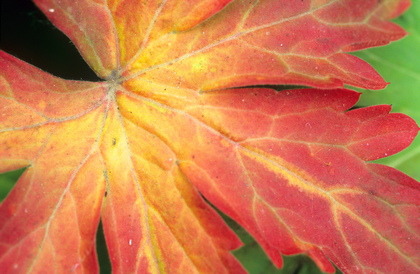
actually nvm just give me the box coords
[1,0,419,273]
[124,0,409,91]
[116,87,419,272]
[99,97,245,273]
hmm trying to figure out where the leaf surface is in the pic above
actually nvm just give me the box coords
[0,52,244,273]
[354,0,420,181]
[35,0,409,89]
[1,0,419,273]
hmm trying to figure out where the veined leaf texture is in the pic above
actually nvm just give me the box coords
[1,0,418,273]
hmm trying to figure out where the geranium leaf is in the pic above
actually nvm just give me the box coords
[1,0,419,273]
[0,52,244,273]
[354,0,420,180]
[35,0,409,89]
[0,53,107,272]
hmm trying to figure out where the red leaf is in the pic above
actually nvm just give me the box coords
[0,52,244,272]
[167,88,419,272]
[1,0,419,273]
[35,0,409,89]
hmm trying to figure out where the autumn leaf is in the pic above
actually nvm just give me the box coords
[353,0,420,181]
[1,0,419,273]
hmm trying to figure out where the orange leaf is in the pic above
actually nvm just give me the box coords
[0,52,244,273]
[1,0,419,273]
[36,0,409,89]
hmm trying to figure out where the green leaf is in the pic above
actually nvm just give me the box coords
[0,168,25,201]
